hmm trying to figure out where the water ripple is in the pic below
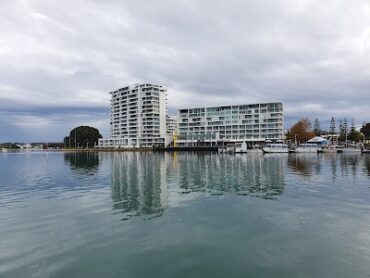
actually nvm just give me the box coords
[1,152,370,277]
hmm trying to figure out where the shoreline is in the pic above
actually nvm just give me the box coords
[63,148,152,152]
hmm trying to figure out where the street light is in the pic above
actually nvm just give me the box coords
[295,134,298,146]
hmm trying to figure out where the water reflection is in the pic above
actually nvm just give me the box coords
[109,153,168,220]
[364,154,370,176]
[64,152,99,174]
[64,152,370,223]
[105,153,287,220]
[173,153,286,199]
[2,152,370,277]
[287,154,321,177]
[339,154,360,177]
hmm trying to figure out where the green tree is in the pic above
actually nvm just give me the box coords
[329,117,336,136]
[338,119,344,142]
[348,119,362,142]
[338,118,349,143]
[360,123,370,140]
[64,136,70,148]
[64,126,102,148]
[313,118,321,136]
[343,117,349,143]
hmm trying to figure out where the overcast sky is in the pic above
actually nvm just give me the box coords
[0,0,369,142]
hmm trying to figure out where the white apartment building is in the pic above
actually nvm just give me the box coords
[166,115,178,135]
[177,102,284,146]
[98,83,168,148]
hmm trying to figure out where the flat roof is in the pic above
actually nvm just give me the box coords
[109,83,165,94]
[178,102,283,112]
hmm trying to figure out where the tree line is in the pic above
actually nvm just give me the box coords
[286,117,370,144]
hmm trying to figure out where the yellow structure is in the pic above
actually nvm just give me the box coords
[173,131,178,148]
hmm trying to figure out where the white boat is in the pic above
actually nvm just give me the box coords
[339,147,362,153]
[235,142,247,153]
[218,144,235,154]
[319,145,342,153]
[1,148,8,153]
[248,146,263,154]
[263,143,289,153]
[294,144,319,153]
[226,145,235,153]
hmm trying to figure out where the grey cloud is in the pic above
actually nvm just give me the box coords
[0,110,109,142]
[0,0,369,141]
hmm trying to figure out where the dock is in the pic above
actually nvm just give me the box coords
[153,146,218,152]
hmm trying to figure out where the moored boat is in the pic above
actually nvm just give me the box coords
[218,144,235,154]
[218,146,226,154]
[235,142,247,153]
[294,144,319,153]
[248,146,263,154]
[263,143,289,153]
[319,145,342,153]
[340,147,362,153]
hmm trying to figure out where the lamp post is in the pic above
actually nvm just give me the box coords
[295,134,298,146]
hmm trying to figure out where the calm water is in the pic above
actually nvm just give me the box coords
[1,152,370,277]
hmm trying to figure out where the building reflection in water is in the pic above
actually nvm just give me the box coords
[287,154,321,177]
[287,153,365,180]
[64,152,369,221]
[363,154,370,176]
[64,152,100,174]
[172,153,286,200]
[106,152,287,220]
[109,152,168,220]
[339,153,360,177]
